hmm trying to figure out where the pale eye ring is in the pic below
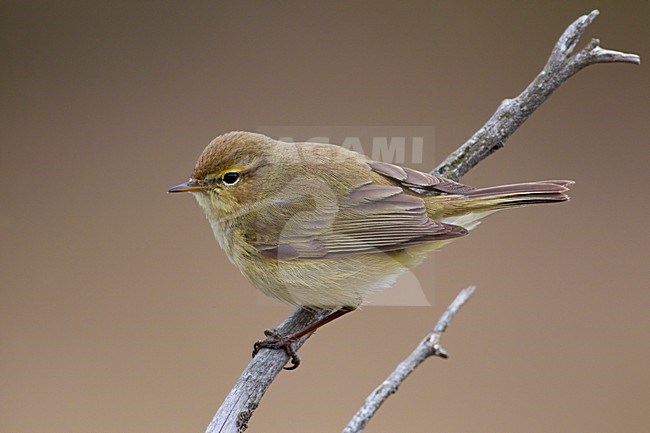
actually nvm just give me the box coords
[222,172,240,185]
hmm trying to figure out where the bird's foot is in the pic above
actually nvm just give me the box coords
[252,329,301,370]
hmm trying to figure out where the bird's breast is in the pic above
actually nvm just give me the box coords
[207,218,241,266]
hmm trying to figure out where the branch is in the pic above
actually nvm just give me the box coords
[342,286,476,433]
[433,9,640,181]
[205,308,329,433]
[206,10,639,433]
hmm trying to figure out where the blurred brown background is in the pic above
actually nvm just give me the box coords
[1,1,648,432]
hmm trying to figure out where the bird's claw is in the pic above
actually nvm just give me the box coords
[252,329,301,370]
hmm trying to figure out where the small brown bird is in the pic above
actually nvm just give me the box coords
[169,131,572,368]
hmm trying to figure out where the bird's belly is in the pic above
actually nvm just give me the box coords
[239,251,422,309]
[209,217,433,309]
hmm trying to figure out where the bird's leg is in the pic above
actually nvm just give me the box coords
[252,306,355,370]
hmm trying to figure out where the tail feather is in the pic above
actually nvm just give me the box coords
[464,180,572,198]
[430,180,573,222]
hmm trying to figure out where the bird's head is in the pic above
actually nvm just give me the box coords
[168,131,274,220]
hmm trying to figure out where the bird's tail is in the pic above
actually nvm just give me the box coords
[434,180,573,231]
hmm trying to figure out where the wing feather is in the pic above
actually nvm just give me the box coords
[247,181,467,260]
[368,160,476,194]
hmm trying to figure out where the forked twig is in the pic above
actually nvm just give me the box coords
[342,286,476,433]
[433,9,639,181]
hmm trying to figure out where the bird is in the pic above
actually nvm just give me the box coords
[169,131,572,368]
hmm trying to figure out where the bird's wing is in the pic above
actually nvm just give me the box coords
[367,160,477,194]
[244,180,468,260]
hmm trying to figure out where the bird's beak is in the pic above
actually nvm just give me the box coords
[167,179,209,193]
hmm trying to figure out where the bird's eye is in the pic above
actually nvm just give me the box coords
[222,172,240,185]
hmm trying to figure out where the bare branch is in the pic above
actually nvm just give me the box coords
[433,9,640,181]
[205,308,330,433]
[342,286,476,433]
[205,10,639,433]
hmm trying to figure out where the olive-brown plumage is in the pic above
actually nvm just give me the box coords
[169,131,572,310]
